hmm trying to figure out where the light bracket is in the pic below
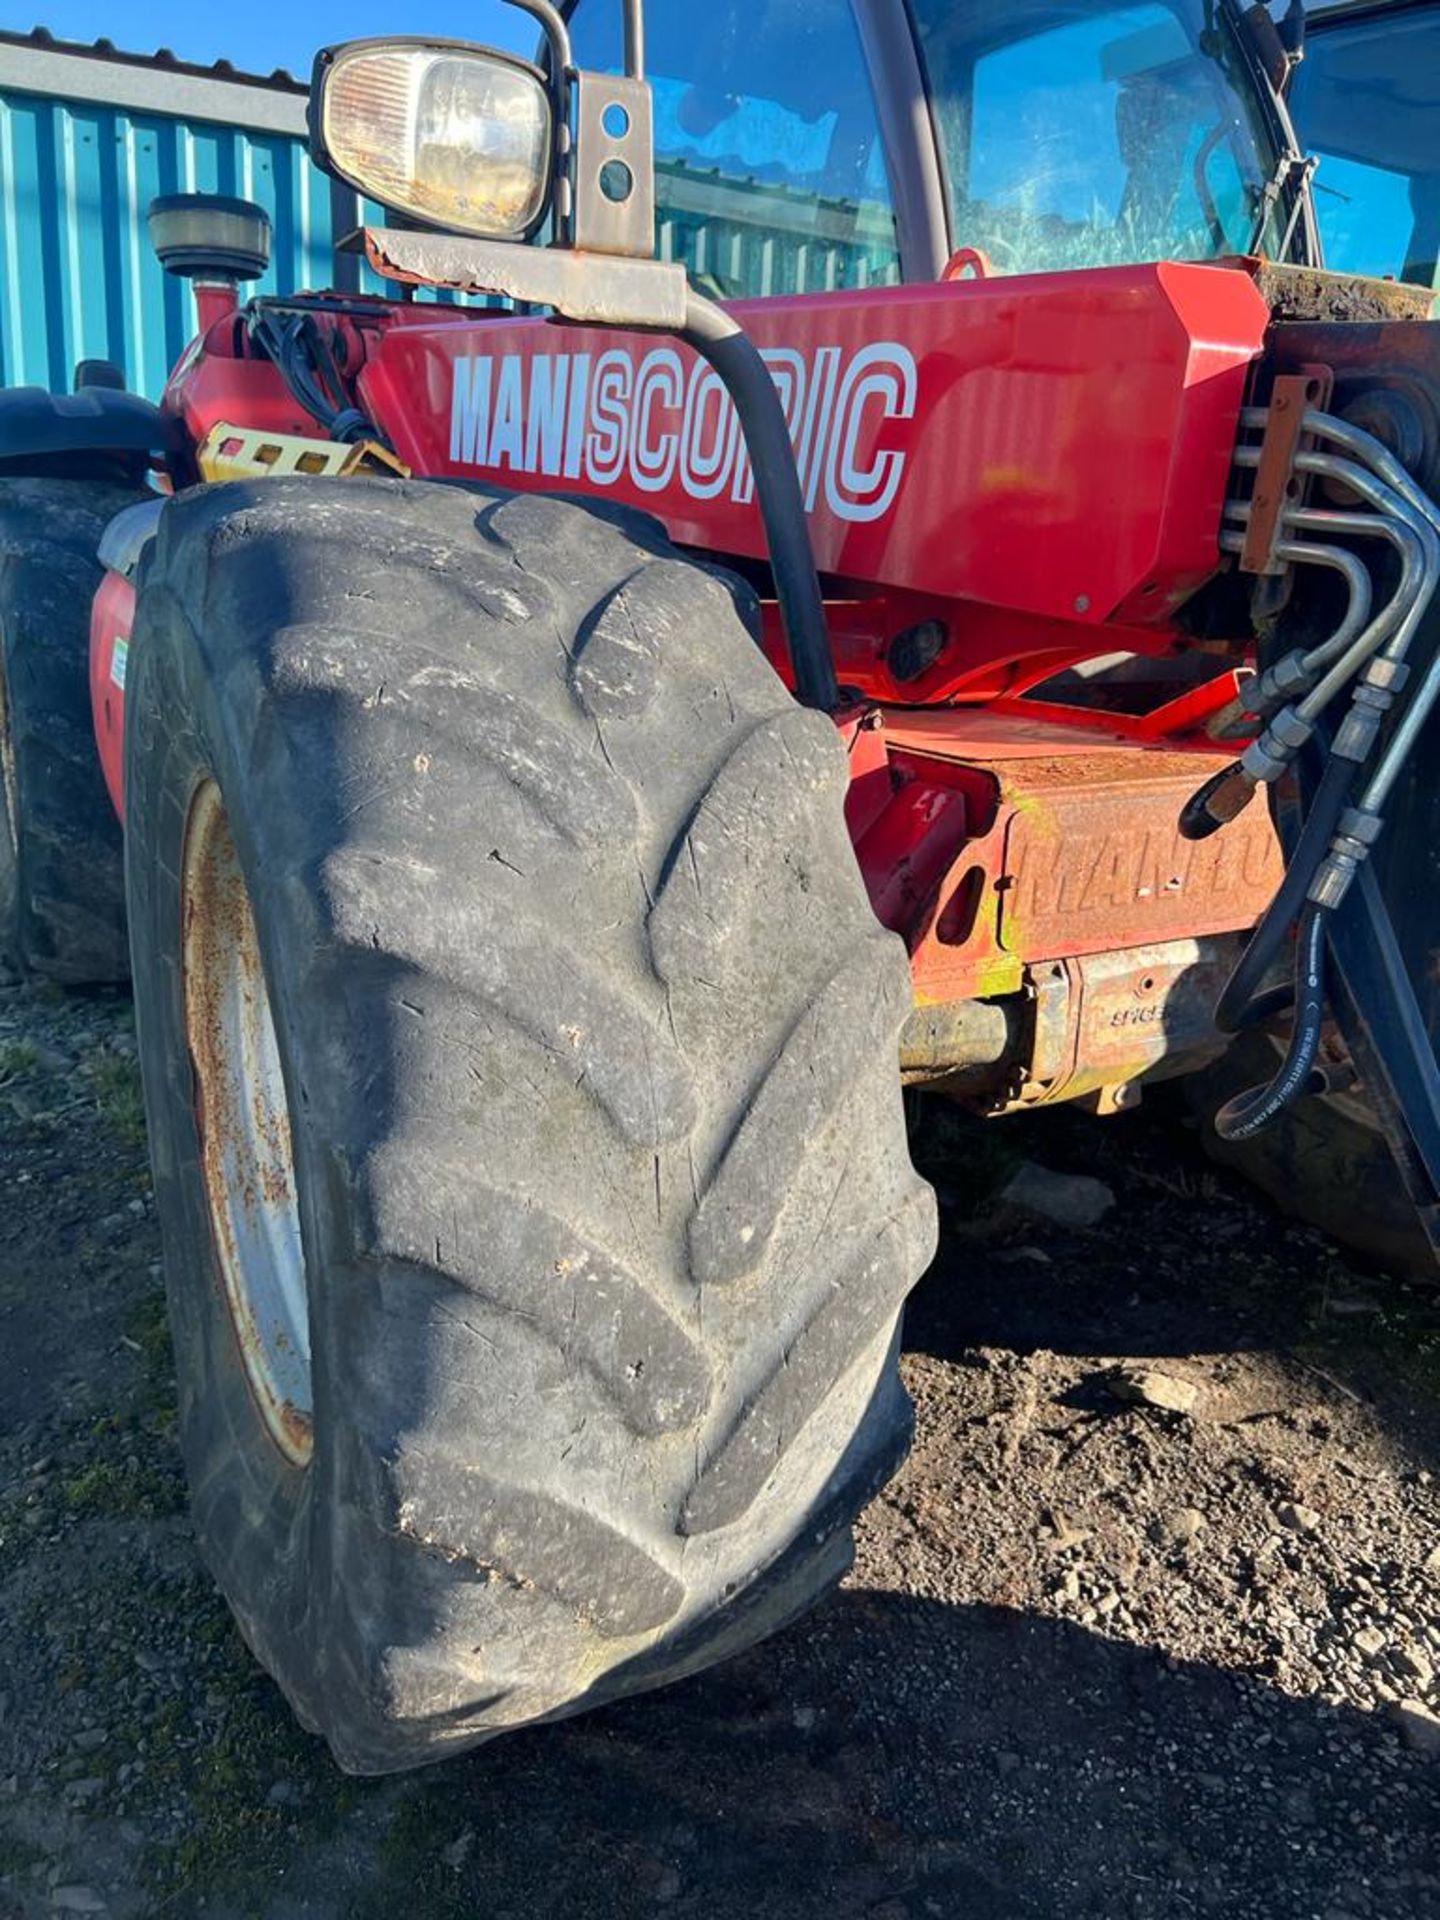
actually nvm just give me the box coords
[570,72,655,258]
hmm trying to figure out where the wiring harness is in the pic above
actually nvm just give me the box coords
[246,301,386,446]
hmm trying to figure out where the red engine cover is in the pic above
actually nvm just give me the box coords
[361,260,1268,630]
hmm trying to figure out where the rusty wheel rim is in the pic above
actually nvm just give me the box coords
[182,778,312,1466]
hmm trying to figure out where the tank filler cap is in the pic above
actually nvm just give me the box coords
[148,194,271,284]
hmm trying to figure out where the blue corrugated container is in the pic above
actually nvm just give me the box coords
[0,29,476,401]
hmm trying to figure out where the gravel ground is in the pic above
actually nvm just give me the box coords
[2,977,1439,1919]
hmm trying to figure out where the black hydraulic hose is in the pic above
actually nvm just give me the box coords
[1214,750,1354,1035]
[1214,905,1329,1141]
[681,291,839,712]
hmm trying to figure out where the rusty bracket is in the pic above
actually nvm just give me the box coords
[360,227,689,330]
[1238,366,1334,577]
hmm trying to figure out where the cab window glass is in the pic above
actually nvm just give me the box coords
[567,0,901,297]
[1291,11,1440,289]
[911,0,1283,274]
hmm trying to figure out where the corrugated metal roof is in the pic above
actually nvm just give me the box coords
[0,25,306,93]
[0,26,308,133]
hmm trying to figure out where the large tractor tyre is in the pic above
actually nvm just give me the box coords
[126,476,936,1774]
[0,475,146,982]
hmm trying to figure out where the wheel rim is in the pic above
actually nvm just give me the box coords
[182,778,312,1465]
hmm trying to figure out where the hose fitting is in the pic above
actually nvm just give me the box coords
[1243,650,1314,717]
[1179,761,1259,841]
[1332,676,1403,762]
[1241,703,1314,783]
[1209,655,1314,743]
[1307,806,1385,912]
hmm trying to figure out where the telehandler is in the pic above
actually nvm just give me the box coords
[0,0,1437,1770]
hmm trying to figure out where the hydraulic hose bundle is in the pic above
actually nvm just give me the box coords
[1183,409,1440,1140]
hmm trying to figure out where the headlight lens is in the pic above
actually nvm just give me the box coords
[319,43,552,238]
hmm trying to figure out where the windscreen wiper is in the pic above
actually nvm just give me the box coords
[1248,151,1317,261]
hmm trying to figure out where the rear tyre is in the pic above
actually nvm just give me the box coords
[0,476,144,982]
[127,477,935,1773]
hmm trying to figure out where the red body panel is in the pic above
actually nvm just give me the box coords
[90,567,134,824]
[156,266,1268,711]
[162,323,321,447]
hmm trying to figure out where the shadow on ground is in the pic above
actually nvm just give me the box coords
[907,1092,1440,1465]
[314,1580,1436,1920]
[3,986,1439,1919]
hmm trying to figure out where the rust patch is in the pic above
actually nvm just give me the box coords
[277,1400,314,1459]
[999,777,1282,956]
[1249,261,1434,325]
[997,937,1245,1114]
[362,225,690,328]
[884,712,1284,1007]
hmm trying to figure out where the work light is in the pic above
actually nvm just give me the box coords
[310,39,554,240]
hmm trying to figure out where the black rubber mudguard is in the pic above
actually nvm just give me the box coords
[0,385,184,481]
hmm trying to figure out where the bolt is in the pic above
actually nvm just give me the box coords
[1074,594,1090,613]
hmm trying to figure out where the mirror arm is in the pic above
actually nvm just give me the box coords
[500,0,641,83]
[506,0,572,74]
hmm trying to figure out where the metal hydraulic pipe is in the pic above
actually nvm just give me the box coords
[1215,522,1384,736]
[1291,453,1438,683]
[1284,506,1425,716]
[1231,443,1437,700]
[1219,501,1374,666]
[1363,613,1440,816]
[1284,419,1440,815]
[1217,524,1375,671]
[1240,405,1440,541]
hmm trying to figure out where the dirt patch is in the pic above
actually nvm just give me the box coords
[1,981,1438,1918]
